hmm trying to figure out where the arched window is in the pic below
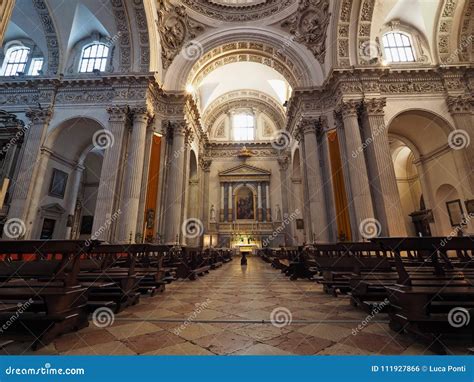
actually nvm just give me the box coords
[1,46,30,76]
[79,43,109,73]
[382,32,415,63]
[232,113,255,141]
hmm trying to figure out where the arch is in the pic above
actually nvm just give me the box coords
[163,27,323,91]
[31,0,60,75]
[203,91,286,133]
[44,117,106,162]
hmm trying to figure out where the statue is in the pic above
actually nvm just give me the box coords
[275,204,282,221]
[146,209,155,229]
[210,204,216,222]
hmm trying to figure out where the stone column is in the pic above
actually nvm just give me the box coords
[118,107,152,243]
[297,135,312,242]
[447,95,474,194]
[265,183,271,222]
[164,121,189,244]
[220,184,225,222]
[8,108,52,230]
[0,0,15,46]
[228,183,233,222]
[65,164,84,239]
[257,183,263,221]
[334,100,375,241]
[92,106,129,242]
[200,158,212,228]
[361,98,407,237]
[300,117,329,242]
[136,120,155,239]
[278,155,292,245]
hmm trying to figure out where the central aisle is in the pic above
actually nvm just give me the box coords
[12,256,425,355]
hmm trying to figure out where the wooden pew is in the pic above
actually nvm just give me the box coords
[0,240,99,349]
[174,247,211,280]
[372,237,474,353]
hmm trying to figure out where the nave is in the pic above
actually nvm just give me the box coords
[0,255,458,356]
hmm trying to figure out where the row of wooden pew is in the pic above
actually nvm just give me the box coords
[0,240,233,350]
[259,237,474,354]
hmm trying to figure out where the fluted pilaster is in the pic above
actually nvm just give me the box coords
[447,95,474,194]
[299,117,329,242]
[118,107,153,243]
[164,120,190,244]
[8,107,53,231]
[92,106,129,242]
[361,98,407,237]
[334,100,375,240]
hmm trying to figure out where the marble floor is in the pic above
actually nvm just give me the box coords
[1,256,454,355]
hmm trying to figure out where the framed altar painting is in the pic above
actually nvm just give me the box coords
[49,169,68,199]
[446,199,464,227]
[236,186,255,220]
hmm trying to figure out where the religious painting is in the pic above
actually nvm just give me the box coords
[49,169,68,199]
[236,186,254,220]
[446,199,464,227]
[465,199,474,216]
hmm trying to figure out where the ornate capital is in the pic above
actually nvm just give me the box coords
[107,106,129,123]
[363,98,387,117]
[199,157,212,172]
[25,107,53,124]
[300,117,318,135]
[130,106,154,124]
[278,155,290,171]
[447,96,473,114]
[335,100,361,119]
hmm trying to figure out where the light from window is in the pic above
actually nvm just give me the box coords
[233,113,255,141]
[1,46,30,76]
[382,32,415,63]
[29,58,44,76]
[79,43,109,73]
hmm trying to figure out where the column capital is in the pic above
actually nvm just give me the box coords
[199,157,212,172]
[362,98,387,116]
[107,105,129,122]
[278,155,290,171]
[335,100,362,119]
[447,95,473,114]
[130,106,154,124]
[25,107,53,124]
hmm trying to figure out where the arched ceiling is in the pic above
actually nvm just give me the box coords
[195,62,291,112]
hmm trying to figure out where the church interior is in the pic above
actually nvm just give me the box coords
[0,0,473,356]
